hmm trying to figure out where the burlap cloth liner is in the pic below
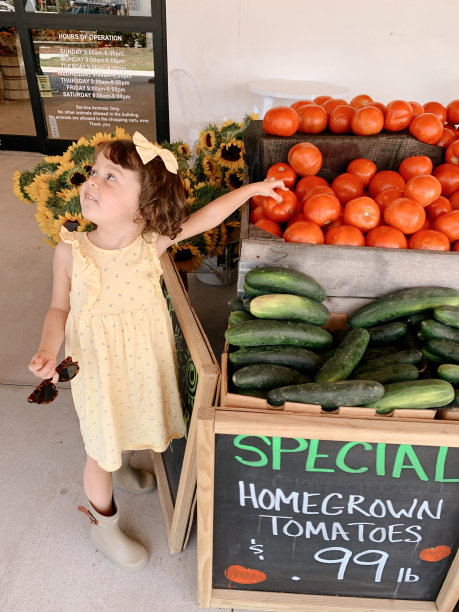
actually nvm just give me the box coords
[244,120,445,184]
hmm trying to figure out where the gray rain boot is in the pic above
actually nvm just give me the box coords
[112,451,156,495]
[78,496,148,571]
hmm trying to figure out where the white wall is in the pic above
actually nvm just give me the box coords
[166,0,459,142]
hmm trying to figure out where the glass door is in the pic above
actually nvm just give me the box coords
[0,0,168,153]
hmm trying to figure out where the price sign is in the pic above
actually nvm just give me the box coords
[197,408,459,611]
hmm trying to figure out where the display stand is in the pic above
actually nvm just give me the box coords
[151,252,220,554]
[197,406,459,611]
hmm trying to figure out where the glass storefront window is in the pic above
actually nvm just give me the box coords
[0,27,37,135]
[25,0,151,17]
[32,29,156,140]
[0,1,15,11]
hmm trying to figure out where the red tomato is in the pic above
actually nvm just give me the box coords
[437,127,457,148]
[297,104,328,134]
[351,106,384,135]
[250,194,265,210]
[404,174,442,207]
[346,158,377,187]
[368,170,406,198]
[290,100,314,112]
[383,197,426,234]
[265,162,297,188]
[286,211,305,227]
[304,185,335,201]
[371,101,386,114]
[328,104,355,134]
[314,95,332,105]
[343,196,380,231]
[445,140,459,165]
[426,196,452,221]
[288,142,323,176]
[384,100,413,132]
[283,220,324,244]
[295,175,329,201]
[254,218,282,237]
[262,106,299,137]
[249,206,265,224]
[398,156,433,181]
[375,187,404,211]
[331,173,364,204]
[449,189,459,209]
[322,98,348,115]
[423,101,447,123]
[261,188,298,223]
[446,100,459,125]
[365,226,408,248]
[432,210,459,241]
[409,101,424,117]
[325,224,365,246]
[453,240,459,251]
[408,229,450,251]
[432,163,459,196]
[350,94,374,109]
[303,193,341,226]
[409,113,443,145]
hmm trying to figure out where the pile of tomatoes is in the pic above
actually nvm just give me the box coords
[250,140,459,251]
[262,95,459,147]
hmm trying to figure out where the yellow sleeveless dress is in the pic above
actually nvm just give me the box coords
[60,227,186,472]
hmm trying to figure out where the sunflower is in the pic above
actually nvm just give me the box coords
[35,202,56,236]
[56,187,83,215]
[26,174,53,206]
[197,124,220,154]
[43,155,63,164]
[201,154,222,183]
[177,143,190,158]
[215,139,245,169]
[224,219,241,244]
[53,212,90,240]
[55,160,75,179]
[169,243,203,273]
[224,167,243,190]
[12,169,34,204]
[58,166,89,189]
[212,222,228,257]
[61,136,94,166]
[202,227,218,255]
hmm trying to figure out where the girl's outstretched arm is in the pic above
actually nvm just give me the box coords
[28,241,72,382]
[156,178,287,256]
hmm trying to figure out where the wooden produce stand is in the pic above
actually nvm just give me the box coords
[197,406,459,611]
[196,125,459,610]
[152,252,220,554]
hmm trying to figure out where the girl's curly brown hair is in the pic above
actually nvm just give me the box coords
[95,139,189,240]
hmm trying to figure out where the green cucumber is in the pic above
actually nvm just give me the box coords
[249,293,329,325]
[236,388,268,399]
[228,310,255,326]
[351,363,419,384]
[367,322,407,346]
[225,319,333,349]
[421,346,444,364]
[228,345,324,372]
[426,339,459,364]
[232,364,309,390]
[363,346,398,360]
[434,305,459,329]
[353,349,423,374]
[420,320,459,343]
[245,266,326,302]
[406,310,433,326]
[437,364,459,384]
[349,287,459,328]
[366,379,455,414]
[243,283,268,297]
[267,380,385,409]
[241,293,253,311]
[315,328,370,383]
[228,297,245,312]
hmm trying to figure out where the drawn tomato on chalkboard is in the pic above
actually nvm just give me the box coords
[419,546,452,562]
[224,565,267,586]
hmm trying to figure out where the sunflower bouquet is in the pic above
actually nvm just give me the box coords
[12,115,255,272]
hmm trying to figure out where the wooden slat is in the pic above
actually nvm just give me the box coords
[435,548,459,612]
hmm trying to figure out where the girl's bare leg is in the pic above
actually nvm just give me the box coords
[83,455,113,516]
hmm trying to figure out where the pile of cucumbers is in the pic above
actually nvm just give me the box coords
[225,266,459,414]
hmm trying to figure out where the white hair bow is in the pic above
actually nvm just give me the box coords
[132,131,178,174]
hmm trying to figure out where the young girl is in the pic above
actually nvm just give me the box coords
[28,131,286,571]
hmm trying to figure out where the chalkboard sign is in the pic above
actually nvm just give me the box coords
[197,408,459,611]
[150,253,219,554]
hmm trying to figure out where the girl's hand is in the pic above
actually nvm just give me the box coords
[252,178,289,201]
[28,352,59,384]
